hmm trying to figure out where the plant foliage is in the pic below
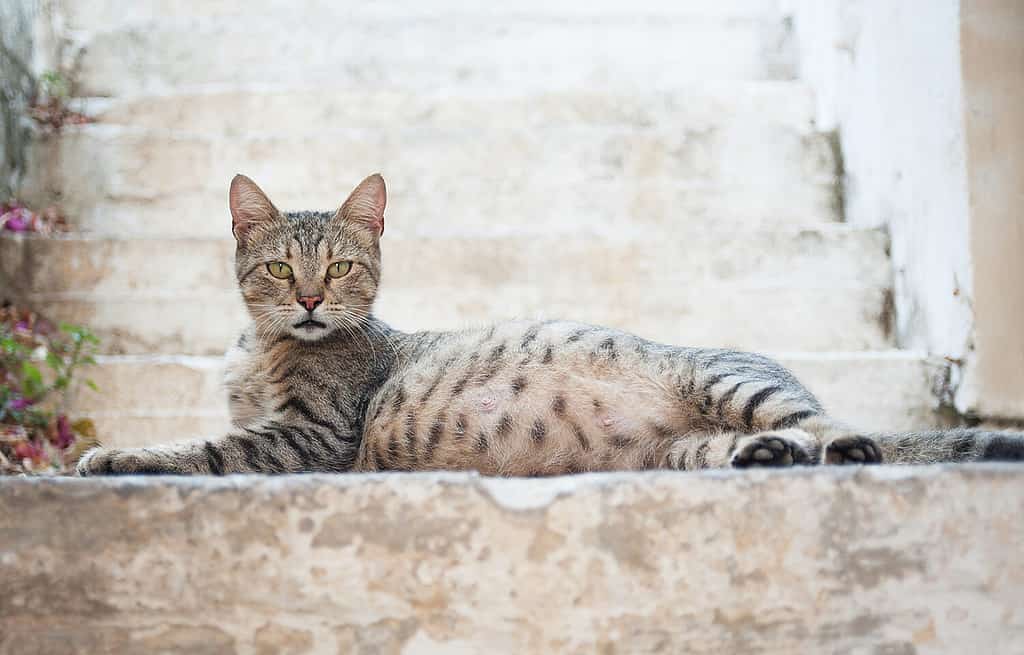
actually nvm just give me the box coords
[0,305,100,475]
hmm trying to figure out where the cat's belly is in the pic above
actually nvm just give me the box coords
[357,350,692,475]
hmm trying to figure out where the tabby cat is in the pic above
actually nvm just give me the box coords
[76,174,1024,476]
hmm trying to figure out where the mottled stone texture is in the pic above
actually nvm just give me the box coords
[1,467,1022,654]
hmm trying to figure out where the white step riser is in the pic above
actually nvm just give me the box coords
[83,85,818,134]
[34,185,841,239]
[0,229,888,295]
[1,229,892,353]
[3,286,892,355]
[33,86,838,236]
[23,125,836,234]
[70,17,793,97]
[58,0,788,32]
[75,353,948,448]
[88,415,233,448]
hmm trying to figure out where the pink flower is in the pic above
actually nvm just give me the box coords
[0,206,36,232]
[54,415,74,449]
[13,440,45,462]
[7,395,33,411]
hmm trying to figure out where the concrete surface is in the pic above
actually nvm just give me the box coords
[959,0,1024,418]
[1,466,1022,654]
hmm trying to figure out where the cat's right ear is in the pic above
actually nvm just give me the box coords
[229,174,279,243]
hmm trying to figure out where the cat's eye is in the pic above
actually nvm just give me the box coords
[267,262,293,279]
[327,261,353,279]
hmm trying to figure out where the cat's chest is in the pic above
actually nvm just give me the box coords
[249,349,345,415]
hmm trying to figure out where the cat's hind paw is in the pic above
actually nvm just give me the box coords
[823,435,882,465]
[731,433,811,469]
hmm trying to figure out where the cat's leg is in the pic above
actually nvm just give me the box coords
[691,349,883,466]
[76,421,354,476]
[660,429,818,470]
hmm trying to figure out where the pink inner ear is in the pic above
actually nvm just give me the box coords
[340,174,387,237]
[229,174,277,241]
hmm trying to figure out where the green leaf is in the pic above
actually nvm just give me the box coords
[25,408,51,428]
[1,335,28,356]
[21,361,44,397]
[45,351,64,372]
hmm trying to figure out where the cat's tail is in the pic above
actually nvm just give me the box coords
[873,428,1024,465]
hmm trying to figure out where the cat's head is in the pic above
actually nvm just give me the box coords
[228,173,386,342]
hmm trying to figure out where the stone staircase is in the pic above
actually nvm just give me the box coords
[3,0,952,448]
[4,467,1023,653]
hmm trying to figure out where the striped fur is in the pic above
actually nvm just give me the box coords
[77,175,1024,476]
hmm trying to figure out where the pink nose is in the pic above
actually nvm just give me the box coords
[297,295,323,311]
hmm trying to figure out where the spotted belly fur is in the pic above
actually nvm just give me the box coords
[359,321,708,475]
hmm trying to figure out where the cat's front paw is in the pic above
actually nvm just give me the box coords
[76,447,168,476]
[731,433,811,469]
[823,435,882,465]
[75,446,105,476]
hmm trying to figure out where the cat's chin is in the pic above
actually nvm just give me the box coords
[289,322,334,341]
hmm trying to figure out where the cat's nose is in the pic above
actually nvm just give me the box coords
[297,295,323,311]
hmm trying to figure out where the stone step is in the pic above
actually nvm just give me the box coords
[24,120,837,237]
[74,351,948,448]
[1,286,892,356]
[83,84,817,134]
[58,0,788,32]
[1,227,886,294]
[1,227,892,354]
[4,469,1022,654]
[63,6,794,97]
[87,414,233,450]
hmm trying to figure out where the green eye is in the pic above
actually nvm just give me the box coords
[327,261,353,279]
[267,262,293,279]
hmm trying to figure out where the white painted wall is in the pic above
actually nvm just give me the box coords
[784,0,1024,417]
[786,0,974,353]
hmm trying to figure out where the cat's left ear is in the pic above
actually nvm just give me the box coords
[336,173,386,237]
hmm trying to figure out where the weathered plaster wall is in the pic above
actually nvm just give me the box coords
[0,0,65,199]
[0,0,38,199]
[2,468,1023,654]
[959,0,1024,418]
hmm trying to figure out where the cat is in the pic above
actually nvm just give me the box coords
[76,174,1024,476]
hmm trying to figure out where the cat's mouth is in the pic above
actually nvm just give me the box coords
[293,319,328,330]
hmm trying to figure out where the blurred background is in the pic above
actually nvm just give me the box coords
[1,0,1022,454]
